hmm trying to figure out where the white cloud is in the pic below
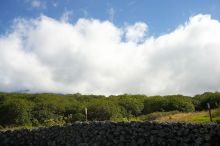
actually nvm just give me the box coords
[31,0,46,9]
[60,10,73,22]
[125,22,148,43]
[32,0,41,7]
[107,8,115,22]
[52,2,58,7]
[0,14,220,95]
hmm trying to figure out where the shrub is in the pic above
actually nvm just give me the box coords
[43,118,66,126]
[117,95,144,116]
[87,99,124,121]
[0,98,33,125]
[142,96,166,114]
[164,96,195,112]
[143,95,195,114]
[193,92,220,110]
[31,118,40,127]
[66,113,85,122]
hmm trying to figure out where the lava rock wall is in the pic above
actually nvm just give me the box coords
[0,122,219,146]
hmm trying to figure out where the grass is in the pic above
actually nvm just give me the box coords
[0,125,34,131]
[138,111,179,121]
[155,108,220,123]
[112,111,180,122]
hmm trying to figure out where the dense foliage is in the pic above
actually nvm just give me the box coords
[193,92,220,110]
[142,95,195,114]
[0,91,219,127]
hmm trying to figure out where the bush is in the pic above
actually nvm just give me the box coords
[142,95,195,114]
[116,95,144,116]
[63,104,84,122]
[193,92,220,110]
[66,113,85,122]
[164,96,195,112]
[87,99,124,121]
[142,96,166,114]
[0,98,33,125]
[31,118,40,127]
[31,105,58,123]
[43,118,66,126]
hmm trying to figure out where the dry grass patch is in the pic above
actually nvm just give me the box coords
[156,108,220,123]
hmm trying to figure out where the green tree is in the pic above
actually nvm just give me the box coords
[117,95,144,116]
[193,92,220,110]
[0,98,33,125]
[143,95,195,114]
[87,99,123,121]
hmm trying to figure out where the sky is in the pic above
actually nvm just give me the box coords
[0,0,220,95]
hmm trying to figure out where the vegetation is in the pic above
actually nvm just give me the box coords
[193,92,220,110]
[142,95,195,114]
[139,111,180,121]
[0,92,220,129]
[156,108,220,123]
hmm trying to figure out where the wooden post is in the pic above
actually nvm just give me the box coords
[85,107,88,122]
[207,103,212,122]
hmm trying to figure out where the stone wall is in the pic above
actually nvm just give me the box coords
[0,122,219,146]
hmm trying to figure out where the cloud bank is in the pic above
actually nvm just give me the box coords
[0,14,220,95]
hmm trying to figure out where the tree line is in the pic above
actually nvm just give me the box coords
[0,92,219,127]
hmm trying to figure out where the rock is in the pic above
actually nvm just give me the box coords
[151,130,158,134]
[195,137,203,144]
[0,122,219,146]
[150,136,154,143]
[119,135,125,141]
[137,138,145,144]
[78,143,89,146]
[183,129,189,135]
[130,139,137,146]
[169,139,177,146]
[159,131,167,137]
[205,134,211,141]
[203,143,211,146]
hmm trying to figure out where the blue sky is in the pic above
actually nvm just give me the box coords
[1,0,220,36]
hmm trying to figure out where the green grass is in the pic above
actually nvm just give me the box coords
[155,108,220,123]
[138,111,179,121]
[191,109,220,122]
[112,111,180,122]
[0,125,34,131]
